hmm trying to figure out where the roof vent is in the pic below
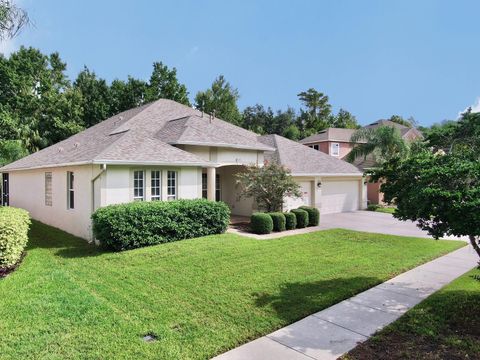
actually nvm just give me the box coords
[57,147,64,153]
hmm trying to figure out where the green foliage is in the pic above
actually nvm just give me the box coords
[388,114,415,128]
[0,206,30,268]
[284,212,297,230]
[0,139,27,166]
[91,199,230,251]
[299,206,320,226]
[268,212,286,232]
[291,208,309,228]
[195,75,242,125]
[367,204,380,211]
[236,161,302,212]
[145,62,190,105]
[346,125,409,164]
[372,136,480,257]
[330,108,360,129]
[250,212,273,234]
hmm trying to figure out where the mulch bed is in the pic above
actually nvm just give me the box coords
[229,222,252,233]
[0,252,26,278]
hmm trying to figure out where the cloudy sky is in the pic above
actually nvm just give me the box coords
[2,0,479,126]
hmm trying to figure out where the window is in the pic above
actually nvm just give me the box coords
[309,144,319,150]
[45,172,52,206]
[202,173,221,201]
[67,171,74,209]
[167,171,177,201]
[331,142,340,156]
[151,170,161,201]
[133,170,145,201]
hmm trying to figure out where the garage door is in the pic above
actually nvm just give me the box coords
[320,180,359,214]
[284,181,312,210]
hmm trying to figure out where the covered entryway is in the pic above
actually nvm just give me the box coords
[320,179,360,214]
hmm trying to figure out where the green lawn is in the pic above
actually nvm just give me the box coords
[343,267,480,359]
[374,206,396,214]
[0,221,464,360]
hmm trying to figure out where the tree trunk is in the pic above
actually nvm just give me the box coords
[468,235,480,259]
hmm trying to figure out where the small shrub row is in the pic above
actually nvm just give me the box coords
[92,199,230,251]
[250,206,320,234]
[0,207,31,269]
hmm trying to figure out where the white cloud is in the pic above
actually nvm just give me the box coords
[459,97,480,117]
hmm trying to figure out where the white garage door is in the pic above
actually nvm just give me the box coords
[284,181,312,210]
[320,180,360,214]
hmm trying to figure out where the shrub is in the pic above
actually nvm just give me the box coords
[284,212,297,230]
[299,206,320,226]
[92,199,230,251]
[367,204,379,211]
[250,213,273,234]
[0,207,31,268]
[291,209,309,228]
[268,212,286,232]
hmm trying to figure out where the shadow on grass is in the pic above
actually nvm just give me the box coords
[252,277,380,323]
[27,220,109,258]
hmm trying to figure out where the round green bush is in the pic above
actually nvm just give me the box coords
[250,213,273,234]
[299,206,320,226]
[268,212,286,232]
[291,209,309,228]
[0,207,31,268]
[284,212,297,230]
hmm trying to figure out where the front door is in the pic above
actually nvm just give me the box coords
[1,173,9,206]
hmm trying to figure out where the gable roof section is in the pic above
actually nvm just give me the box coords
[258,134,361,176]
[0,99,272,171]
[299,128,358,144]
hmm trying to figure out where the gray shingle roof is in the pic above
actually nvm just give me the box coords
[299,128,358,144]
[0,99,272,171]
[258,134,362,176]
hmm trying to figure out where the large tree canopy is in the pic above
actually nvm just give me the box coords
[0,0,28,41]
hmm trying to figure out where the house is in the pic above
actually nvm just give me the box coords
[299,119,423,204]
[0,99,366,241]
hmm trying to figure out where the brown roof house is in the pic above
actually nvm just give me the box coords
[300,119,423,205]
[1,99,366,241]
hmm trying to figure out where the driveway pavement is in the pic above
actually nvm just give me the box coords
[320,211,468,241]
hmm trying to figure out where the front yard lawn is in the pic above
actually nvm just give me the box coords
[343,267,480,359]
[0,221,464,359]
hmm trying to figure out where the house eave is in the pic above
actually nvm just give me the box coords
[291,172,363,177]
[169,141,275,152]
[92,159,216,167]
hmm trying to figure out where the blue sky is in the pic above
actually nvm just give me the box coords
[2,0,480,126]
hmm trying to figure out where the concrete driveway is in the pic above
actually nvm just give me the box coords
[320,211,467,241]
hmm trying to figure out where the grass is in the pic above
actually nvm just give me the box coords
[374,206,396,214]
[343,267,480,359]
[0,221,465,360]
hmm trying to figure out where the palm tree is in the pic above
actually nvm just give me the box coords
[346,126,408,164]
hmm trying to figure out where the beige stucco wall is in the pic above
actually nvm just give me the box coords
[216,166,254,216]
[7,164,101,240]
[182,145,263,166]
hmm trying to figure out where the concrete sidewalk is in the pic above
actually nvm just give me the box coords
[214,245,478,360]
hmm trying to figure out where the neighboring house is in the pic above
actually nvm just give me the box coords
[0,99,366,241]
[300,119,423,204]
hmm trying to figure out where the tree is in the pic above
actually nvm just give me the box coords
[388,114,415,128]
[195,75,242,125]
[330,108,359,129]
[346,125,409,164]
[0,139,27,166]
[145,62,190,105]
[73,66,111,127]
[297,88,332,135]
[109,76,148,115]
[242,104,273,134]
[0,0,28,41]
[236,161,302,212]
[372,147,480,259]
[422,120,457,150]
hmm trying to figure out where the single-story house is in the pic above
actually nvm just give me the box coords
[0,99,366,241]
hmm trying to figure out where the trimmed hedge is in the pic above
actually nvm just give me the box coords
[284,212,297,230]
[0,207,31,268]
[299,206,320,226]
[268,212,286,232]
[250,213,273,234]
[92,199,230,251]
[291,209,309,228]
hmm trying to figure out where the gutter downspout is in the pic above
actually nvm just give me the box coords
[91,163,107,214]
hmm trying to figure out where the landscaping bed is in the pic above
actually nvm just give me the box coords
[0,220,464,359]
[343,267,480,360]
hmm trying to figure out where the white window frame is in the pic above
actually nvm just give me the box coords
[330,142,340,156]
[67,171,74,209]
[151,170,161,201]
[167,171,177,201]
[45,172,52,206]
[133,170,145,201]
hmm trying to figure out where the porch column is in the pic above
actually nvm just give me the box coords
[207,167,216,201]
